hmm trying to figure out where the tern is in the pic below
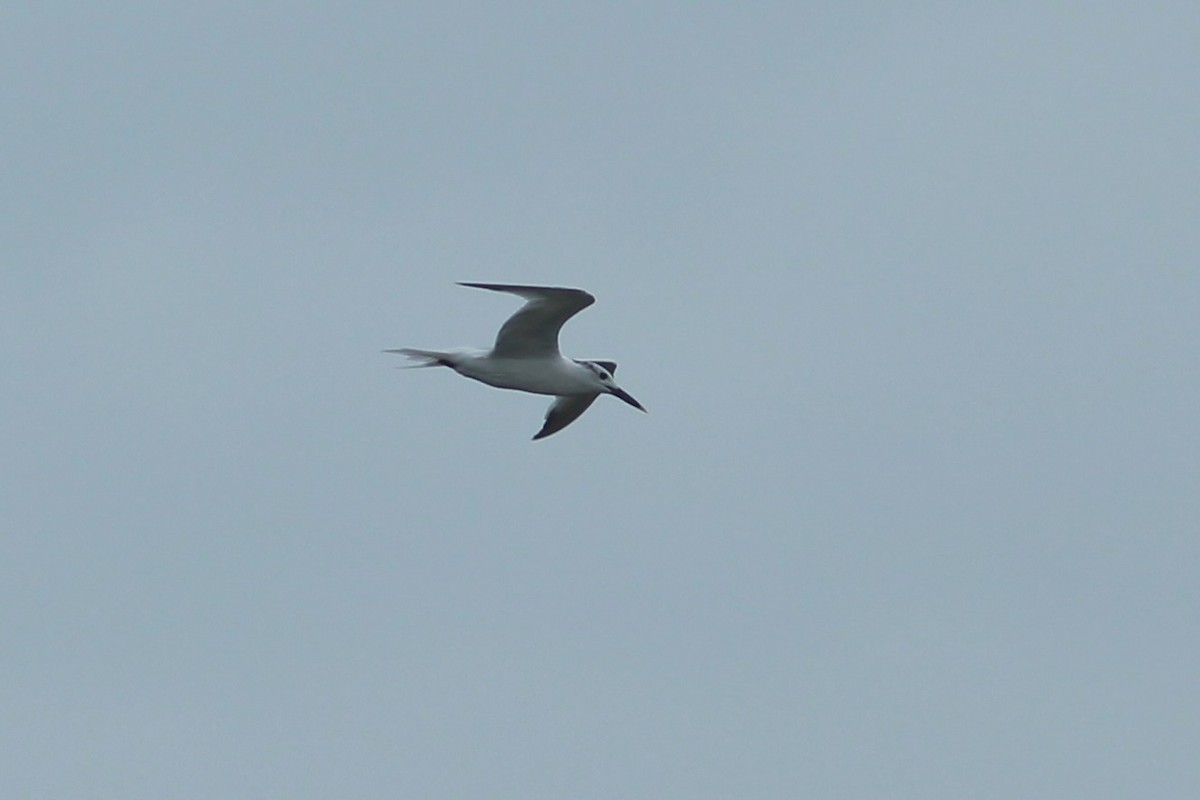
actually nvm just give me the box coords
[386,283,646,439]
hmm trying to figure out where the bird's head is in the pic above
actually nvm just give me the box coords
[582,360,646,412]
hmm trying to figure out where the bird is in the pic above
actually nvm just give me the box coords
[386,283,646,440]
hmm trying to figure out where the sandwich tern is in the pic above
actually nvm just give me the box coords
[386,283,646,439]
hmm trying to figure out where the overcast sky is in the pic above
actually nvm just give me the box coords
[4,3,1199,798]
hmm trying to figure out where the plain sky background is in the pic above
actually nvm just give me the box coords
[4,2,1198,798]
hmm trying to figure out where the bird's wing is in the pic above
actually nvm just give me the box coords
[532,393,601,440]
[459,283,595,358]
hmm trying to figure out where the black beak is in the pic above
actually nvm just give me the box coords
[610,386,646,412]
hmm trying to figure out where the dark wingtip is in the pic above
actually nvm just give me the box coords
[459,281,522,291]
[457,282,594,302]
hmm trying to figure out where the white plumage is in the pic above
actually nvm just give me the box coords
[386,283,645,440]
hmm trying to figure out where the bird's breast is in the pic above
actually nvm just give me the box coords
[458,355,595,396]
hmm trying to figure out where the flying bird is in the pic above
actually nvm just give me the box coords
[386,283,646,440]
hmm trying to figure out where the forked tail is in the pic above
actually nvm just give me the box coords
[382,348,459,368]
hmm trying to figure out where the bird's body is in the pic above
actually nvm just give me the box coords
[433,349,605,396]
[386,283,645,439]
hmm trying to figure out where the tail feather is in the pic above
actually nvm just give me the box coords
[383,348,457,368]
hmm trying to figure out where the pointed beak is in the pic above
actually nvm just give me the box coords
[609,386,646,412]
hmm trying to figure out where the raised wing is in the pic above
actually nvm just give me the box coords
[532,393,601,440]
[459,283,595,358]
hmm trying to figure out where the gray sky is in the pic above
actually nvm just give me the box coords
[5,3,1199,797]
